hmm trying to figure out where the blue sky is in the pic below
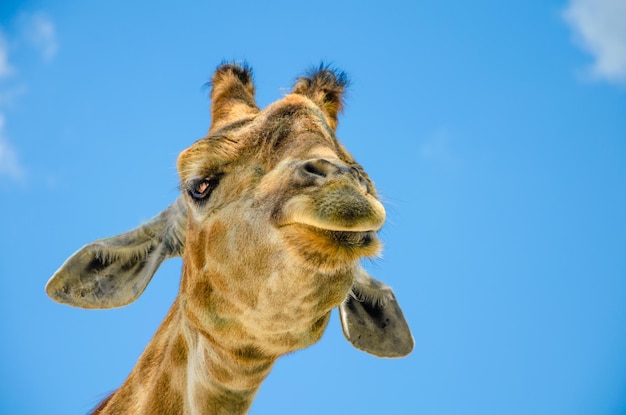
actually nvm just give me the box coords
[0,1,625,414]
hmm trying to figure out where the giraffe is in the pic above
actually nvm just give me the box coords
[46,63,413,414]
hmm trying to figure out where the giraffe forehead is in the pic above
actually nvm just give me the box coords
[228,96,340,158]
[178,97,347,182]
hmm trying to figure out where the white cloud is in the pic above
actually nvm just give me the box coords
[563,0,626,85]
[0,32,14,79]
[0,12,58,184]
[19,12,58,62]
[0,114,25,181]
[0,29,23,182]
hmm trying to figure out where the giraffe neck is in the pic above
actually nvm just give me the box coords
[92,298,276,415]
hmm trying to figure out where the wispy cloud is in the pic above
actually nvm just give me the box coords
[563,0,626,85]
[0,12,58,183]
[0,30,23,182]
[0,32,14,79]
[0,114,25,181]
[18,12,58,62]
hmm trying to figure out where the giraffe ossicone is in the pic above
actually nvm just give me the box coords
[46,62,413,414]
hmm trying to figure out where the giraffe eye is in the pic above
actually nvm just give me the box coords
[187,174,222,202]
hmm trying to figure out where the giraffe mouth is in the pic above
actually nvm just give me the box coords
[274,188,385,269]
[279,223,382,271]
[284,223,378,246]
[277,191,386,234]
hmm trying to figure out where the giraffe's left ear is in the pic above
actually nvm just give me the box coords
[291,65,348,131]
[45,196,187,309]
[339,266,414,358]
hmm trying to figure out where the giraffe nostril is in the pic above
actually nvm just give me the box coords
[296,159,371,192]
[301,159,334,178]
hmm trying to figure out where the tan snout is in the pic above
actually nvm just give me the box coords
[293,158,369,192]
[280,158,386,232]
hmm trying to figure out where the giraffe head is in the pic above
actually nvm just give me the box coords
[180,64,384,275]
[46,63,413,358]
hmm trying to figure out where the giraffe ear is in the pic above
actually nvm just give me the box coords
[339,266,414,358]
[209,62,259,132]
[291,65,348,131]
[45,196,187,309]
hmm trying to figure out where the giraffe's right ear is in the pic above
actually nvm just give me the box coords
[45,196,187,309]
[209,62,259,132]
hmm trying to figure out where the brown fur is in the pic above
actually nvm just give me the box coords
[92,63,387,414]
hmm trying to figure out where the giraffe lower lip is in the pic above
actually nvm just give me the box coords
[285,223,377,247]
[323,229,375,246]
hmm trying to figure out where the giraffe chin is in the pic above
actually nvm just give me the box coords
[279,223,382,273]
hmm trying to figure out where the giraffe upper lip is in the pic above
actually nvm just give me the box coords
[279,220,379,233]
